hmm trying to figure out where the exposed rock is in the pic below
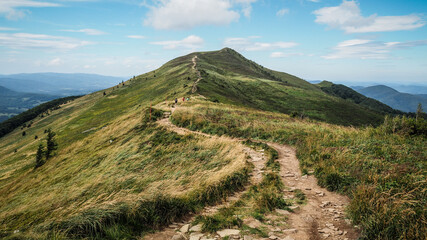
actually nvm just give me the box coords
[283,236,295,240]
[268,235,279,240]
[243,236,254,240]
[284,174,295,177]
[275,209,291,215]
[180,224,190,233]
[189,233,204,240]
[189,224,202,232]
[172,233,186,240]
[289,206,299,211]
[217,229,240,238]
[301,175,308,179]
[283,228,298,234]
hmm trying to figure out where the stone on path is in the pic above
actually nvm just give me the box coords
[180,224,190,233]
[243,236,254,240]
[189,233,204,240]
[172,233,186,240]
[217,229,240,238]
[275,209,291,215]
[189,224,202,232]
[283,228,298,234]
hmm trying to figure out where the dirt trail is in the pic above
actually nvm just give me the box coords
[268,142,360,240]
[191,56,202,93]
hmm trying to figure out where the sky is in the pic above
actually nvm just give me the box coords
[0,0,426,85]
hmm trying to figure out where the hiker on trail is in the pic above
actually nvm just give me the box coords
[182,97,185,102]
[175,98,178,104]
[186,97,190,101]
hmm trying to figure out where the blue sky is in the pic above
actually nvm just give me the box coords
[0,0,426,85]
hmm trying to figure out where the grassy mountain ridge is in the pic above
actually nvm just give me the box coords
[194,48,384,126]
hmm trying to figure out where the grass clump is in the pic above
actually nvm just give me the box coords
[195,207,243,233]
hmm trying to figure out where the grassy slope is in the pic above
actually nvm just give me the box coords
[171,100,426,240]
[0,54,248,238]
[195,48,384,126]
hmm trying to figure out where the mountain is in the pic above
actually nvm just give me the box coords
[192,48,385,126]
[1,48,420,239]
[356,85,427,112]
[316,81,402,115]
[0,86,60,122]
[0,73,126,96]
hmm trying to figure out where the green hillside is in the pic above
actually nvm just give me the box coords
[0,51,248,239]
[194,48,385,126]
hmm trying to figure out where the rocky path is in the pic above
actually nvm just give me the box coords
[191,56,202,93]
[268,142,360,240]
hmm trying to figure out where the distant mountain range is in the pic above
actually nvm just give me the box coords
[0,86,59,122]
[0,73,127,122]
[354,85,427,113]
[0,73,126,96]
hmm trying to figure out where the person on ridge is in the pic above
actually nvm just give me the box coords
[175,98,178,104]
[182,97,185,102]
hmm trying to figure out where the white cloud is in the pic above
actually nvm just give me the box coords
[323,39,427,59]
[0,27,18,31]
[0,0,59,20]
[48,57,63,66]
[276,8,289,17]
[144,0,257,30]
[61,28,107,35]
[0,33,93,50]
[127,35,146,39]
[271,52,303,58]
[314,0,425,33]
[150,35,204,50]
[224,37,298,51]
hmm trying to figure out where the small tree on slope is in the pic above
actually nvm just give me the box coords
[35,144,45,169]
[45,129,58,159]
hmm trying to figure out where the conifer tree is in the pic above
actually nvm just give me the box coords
[45,129,58,159]
[35,144,45,169]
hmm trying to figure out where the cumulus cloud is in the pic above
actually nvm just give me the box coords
[0,27,18,31]
[0,33,93,50]
[127,35,146,39]
[150,35,204,50]
[144,0,257,30]
[270,52,304,58]
[224,37,298,51]
[61,28,107,35]
[0,0,59,20]
[276,8,289,17]
[323,39,427,59]
[48,57,63,66]
[314,0,425,33]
